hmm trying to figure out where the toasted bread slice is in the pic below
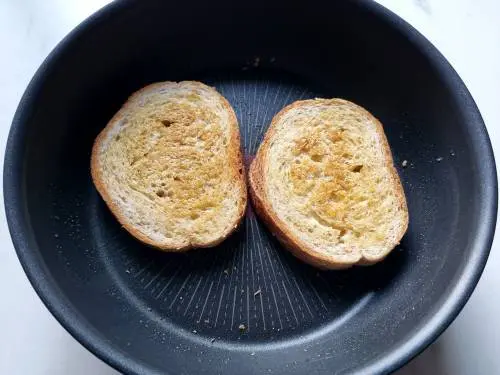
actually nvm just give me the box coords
[249,99,408,269]
[91,81,247,251]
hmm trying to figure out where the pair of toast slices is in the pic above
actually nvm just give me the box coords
[91,81,408,269]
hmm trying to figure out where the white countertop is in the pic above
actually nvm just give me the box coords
[0,1,498,374]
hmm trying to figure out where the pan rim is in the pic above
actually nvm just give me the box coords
[3,0,497,374]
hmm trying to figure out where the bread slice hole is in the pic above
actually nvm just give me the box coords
[161,120,173,127]
[156,190,165,197]
[338,229,348,243]
[351,165,363,173]
[311,154,324,162]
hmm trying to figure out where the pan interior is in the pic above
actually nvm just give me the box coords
[21,61,481,374]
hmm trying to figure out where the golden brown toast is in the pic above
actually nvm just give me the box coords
[91,81,247,251]
[249,99,408,269]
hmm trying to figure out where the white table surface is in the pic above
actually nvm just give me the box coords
[0,1,499,374]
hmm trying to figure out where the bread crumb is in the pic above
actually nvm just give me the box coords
[210,337,216,343]
[238,323,246,331]
[401,160,408,168]
[436,157,443,162]
[192,329,197,334]
[223,268,230,276]
[450,150,455,156]
[254,288,261,296]
[250,352,256,356]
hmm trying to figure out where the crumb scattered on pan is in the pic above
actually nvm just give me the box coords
[402,160,408,168]
[254,288,261,296]
[450,150,455,156]
[223,268,230,276]
[436,156,443,162]
[192,329,197,334]
[125,269,131,274]
[210,337,216,343]
[250,352,256,356]
[204,319,210,323]
[238,323,246,332]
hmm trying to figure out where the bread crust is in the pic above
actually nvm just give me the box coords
[249,99,408,269]
[91,81,247,251]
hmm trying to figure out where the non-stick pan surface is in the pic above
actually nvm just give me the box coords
[4,0,497,374]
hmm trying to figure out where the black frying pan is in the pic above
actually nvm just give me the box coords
[4,0,497,374]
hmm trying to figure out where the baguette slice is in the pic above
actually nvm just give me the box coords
[91,81,247,251]
[249,99,408,269]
